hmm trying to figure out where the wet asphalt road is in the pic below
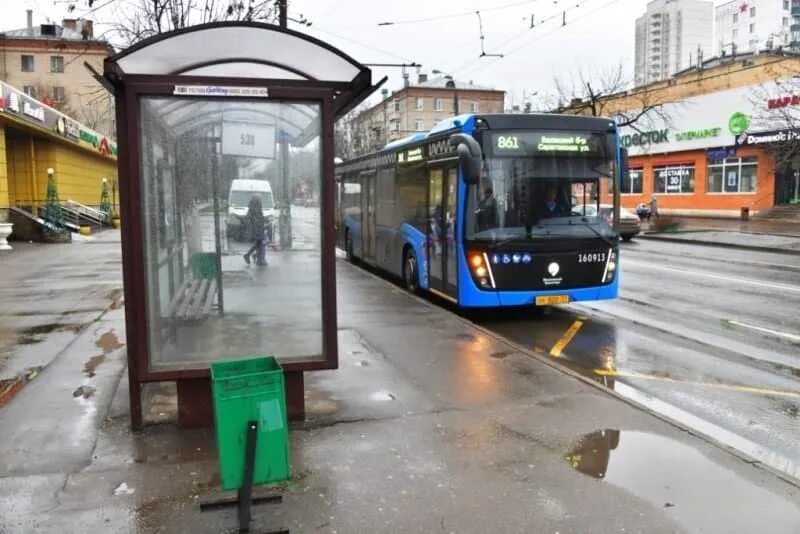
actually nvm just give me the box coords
[469,238,800,481]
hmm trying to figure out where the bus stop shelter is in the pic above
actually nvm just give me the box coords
[104,22,382,430]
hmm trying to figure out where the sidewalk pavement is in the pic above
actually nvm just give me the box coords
[1,236,800,533]
[638,217,800,254]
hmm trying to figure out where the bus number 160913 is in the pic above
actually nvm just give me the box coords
[578,252,606,263]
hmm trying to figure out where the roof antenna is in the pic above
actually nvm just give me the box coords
[476,11,504,58]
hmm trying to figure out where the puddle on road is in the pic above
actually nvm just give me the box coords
[83,354,106,377]
[565,429,800,532]
[96,331,123,353]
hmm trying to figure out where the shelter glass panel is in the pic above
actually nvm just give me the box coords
[139,96,322,370]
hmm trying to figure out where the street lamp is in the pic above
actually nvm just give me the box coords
[432,69,459,115]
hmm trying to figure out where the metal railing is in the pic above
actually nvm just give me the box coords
[64,200,109,226]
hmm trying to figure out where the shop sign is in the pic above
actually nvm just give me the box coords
[735,129,800,147]
[707,147,736,160]
[767,95,800,109]
[6,92,21,114]
[676,127,721,141]
[23,101,45,122]
[1,82,116,156]
[728,112,749,135]
[174,85,269,98]
[56,116,81,139]
[620,129,668,148]
[78,128,118,156]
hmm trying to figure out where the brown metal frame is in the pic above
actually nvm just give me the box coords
[114,75,339,428]
[105,22,388,430]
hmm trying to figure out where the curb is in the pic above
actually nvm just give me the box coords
[338,257,800,490]
[637,233,800,256]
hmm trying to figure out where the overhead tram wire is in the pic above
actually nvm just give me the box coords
[454,0,623,81]
[447,0,597,80]
[310,26,416,64]
[377,0,540,26]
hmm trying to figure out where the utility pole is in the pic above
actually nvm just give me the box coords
[278,0,287,28]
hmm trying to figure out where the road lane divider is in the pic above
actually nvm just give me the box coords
[594,368,800,399]
[722,319,800,343]
[623,259,800,293]
[550,320,584,357]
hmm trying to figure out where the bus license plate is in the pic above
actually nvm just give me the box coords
[536,295,570,306]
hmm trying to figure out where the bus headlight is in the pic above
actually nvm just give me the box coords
[468,252,496,289]
[602,249,618,283]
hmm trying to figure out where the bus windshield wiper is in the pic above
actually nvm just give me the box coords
[578,219,616,248]
[486,235,524,250]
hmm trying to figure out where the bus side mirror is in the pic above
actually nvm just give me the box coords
[450,133,482,185]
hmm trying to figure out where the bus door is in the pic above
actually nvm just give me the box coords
[428,165,458,295]
[360,171,376,263]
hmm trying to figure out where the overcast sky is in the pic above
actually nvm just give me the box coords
[4,0,728,107]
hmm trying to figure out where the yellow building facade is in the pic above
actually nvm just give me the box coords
[0,80,117,222]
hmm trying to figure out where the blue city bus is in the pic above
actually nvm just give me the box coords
[335,113,627,307]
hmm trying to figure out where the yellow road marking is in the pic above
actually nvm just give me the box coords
[550,320,584,357]
[593,369,800,399]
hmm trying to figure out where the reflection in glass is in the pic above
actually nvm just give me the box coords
[139,97,322,369]
[565,429,621,479]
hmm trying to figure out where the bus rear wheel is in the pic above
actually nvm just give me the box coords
[403,249,419,293]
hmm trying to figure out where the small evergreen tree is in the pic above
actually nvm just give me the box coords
[43,168,65,233]
[100,177,111,221]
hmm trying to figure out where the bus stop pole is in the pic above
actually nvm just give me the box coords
[212,139,224,315]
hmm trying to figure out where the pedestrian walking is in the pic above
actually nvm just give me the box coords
[243,195,267,266]
[650,195,659,220]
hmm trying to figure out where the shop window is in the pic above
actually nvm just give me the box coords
[654,164,694,194]
[612,168,643,194]
[707,156,757,193]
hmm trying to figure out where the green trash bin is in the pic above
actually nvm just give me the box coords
[211,356,290,491]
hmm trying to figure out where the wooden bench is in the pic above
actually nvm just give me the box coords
[166,275,218,321]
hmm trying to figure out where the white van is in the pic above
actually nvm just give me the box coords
[227,179,277,241]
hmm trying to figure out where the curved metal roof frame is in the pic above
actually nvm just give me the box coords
[143,99,320,146]
[104,22,386,119]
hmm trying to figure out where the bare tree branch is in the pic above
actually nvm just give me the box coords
[67,0,279,47]
[550,62,676,133]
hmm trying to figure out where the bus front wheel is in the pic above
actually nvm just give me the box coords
[403,249,419,293]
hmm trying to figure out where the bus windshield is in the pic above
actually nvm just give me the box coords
[466,131,615,241]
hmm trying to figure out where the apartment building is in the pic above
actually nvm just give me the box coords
[634,0,714,85]
[347,74,505,157]
[0,11,115,136]
[715,0,798,55]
